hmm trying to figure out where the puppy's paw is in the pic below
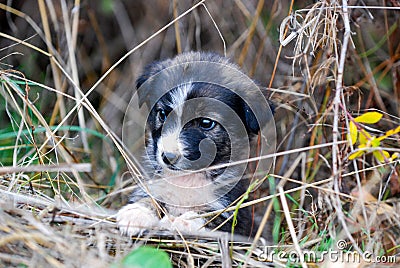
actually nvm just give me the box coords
[116,203,159,236]
[161,211,206,233]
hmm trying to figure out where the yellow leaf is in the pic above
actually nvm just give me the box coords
[378,125,400,142]
[348,121,358,145]
[349,150,364,160]
[386,125,400,136]
[391,153,399,161]
[373,150,390,162]
[349,149,366,160]
[354,112,383,124]
[359,129,372,145]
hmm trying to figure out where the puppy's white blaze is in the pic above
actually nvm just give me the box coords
[157,83,192,162]
[159,129,181,152]
[170,82,193,119]
[157,129,186,169]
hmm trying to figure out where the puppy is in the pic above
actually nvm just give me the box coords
[117,52,273,237]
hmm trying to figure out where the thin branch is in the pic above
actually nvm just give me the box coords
[0,163,92,174]
[332,0,364,255]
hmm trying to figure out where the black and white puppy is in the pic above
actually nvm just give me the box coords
[117,52,273,237]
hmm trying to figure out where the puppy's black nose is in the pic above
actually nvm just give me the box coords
[161,152,180,165]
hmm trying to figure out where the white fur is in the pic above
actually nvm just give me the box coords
[117,203,207,235]
[157,129,181,161]
[160,211,206,233]
[156,83,193,170]
[116,203,159,236]
[148,172,217,208]
[169,83,192,118]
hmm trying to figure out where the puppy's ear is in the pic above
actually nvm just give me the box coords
[135,60,167,108]
[243,99,275,135]
[243,102,260,134]
[135,66,154,90]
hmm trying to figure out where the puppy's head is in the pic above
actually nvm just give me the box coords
[135,52,273,194]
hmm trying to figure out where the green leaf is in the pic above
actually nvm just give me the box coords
[354,112,383,124]
[113,246,172,268]
[370,137,381,148]
[101,0,114,13]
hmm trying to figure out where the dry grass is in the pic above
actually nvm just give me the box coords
[0,0,399,267]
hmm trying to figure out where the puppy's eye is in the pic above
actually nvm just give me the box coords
[157,109,167,123]
[199,118,216,130]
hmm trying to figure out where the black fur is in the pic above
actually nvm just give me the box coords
[128,52,273,237]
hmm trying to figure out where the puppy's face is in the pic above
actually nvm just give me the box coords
[129,52,274,206]
[145,82,255,181]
